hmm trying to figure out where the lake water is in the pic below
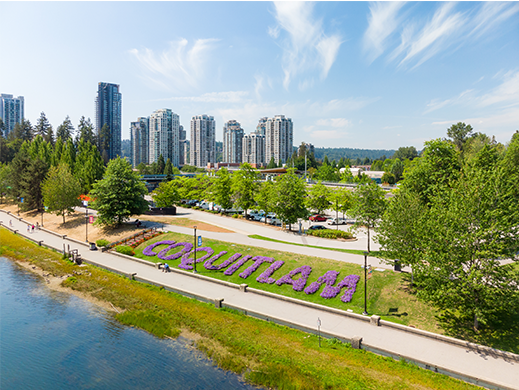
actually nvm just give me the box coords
[0,257,260,390]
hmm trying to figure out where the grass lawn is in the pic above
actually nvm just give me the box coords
[133,231,440,333]
[0,227,479,390]
[248,234,383,257]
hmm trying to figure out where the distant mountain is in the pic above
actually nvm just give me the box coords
[313,147,395,161]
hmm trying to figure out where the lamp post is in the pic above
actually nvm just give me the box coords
[83,201,89,243]
[193,226,197,273]
[363,251,368,315]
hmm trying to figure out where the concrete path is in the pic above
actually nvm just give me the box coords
[1,209,517,390]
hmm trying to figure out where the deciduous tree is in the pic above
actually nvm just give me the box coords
[232,163,259,218]
[42,163,81,223]
[351,182,386,252]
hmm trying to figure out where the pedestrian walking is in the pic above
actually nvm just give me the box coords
[9,220,12,227]
[32,224,35,232]
[27,224,30,233]
[36,222,39,230]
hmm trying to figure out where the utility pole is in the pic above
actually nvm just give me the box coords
[193,226,197,273]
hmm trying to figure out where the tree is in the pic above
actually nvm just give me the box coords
[157,154,165,174]
[34,112,52,139]
[77,116,96,145]
[273,169,308,229]
[75,139,105,193]
[90,157,148,227]
[305,181,330,214]
[209,168,233,210]
[152,180,181,208]
[328,187,353,229]
[232,163,259,218]
[390,158,404,181]
[266,156,277,169]
[255,180,276,224]
[351,182,386,252]
[60,138,76,172]
[42,163,81,223]
[392,146,418,161]
[137,162,149,175]
[381,172,396,185]
[56,116,75,142]
[447,122,473,154]
[164,158,173,179]
[0,163,9,203]
[11,119,33,142]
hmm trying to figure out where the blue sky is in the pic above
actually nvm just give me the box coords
[1,1,518,149]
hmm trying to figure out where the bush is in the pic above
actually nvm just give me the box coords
[307,230,354,240]
[96,239,110,247]
[115,245,135,256]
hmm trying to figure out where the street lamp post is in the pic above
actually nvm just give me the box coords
[193,226,197,273]
[83,201,89,243]
[363,251,368,315]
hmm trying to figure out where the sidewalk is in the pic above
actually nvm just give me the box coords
[1,209,517,390]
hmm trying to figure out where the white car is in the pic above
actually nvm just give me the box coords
[327,217,347,225]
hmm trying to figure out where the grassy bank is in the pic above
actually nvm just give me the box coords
[0,227,479,390]
[133,232,438,331]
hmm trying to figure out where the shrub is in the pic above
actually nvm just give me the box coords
[307,230,354,240]
[96,239,110,247]
[232,214,239,218]
[116,245,135,256]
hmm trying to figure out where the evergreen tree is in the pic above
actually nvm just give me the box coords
[34,112,52,139]
[266,156,277,169]
[157,154,165,174]
[60,138,76,172]
[77,116,96,145]
[11,119,33,142]
[164,158,173,180]
[56,116,75,141]
[90,157,148,227]
[51,137,64,166]
[44,125,55,146]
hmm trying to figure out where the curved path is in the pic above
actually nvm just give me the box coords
[1,209,517,390]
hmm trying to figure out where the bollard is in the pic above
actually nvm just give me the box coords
[351,336,362,349]
[214,298,224,308]
[394,259,401,272]
[370,315,381,326]
[128,273,136,280]
[239,284,248,293]
[155,263,162,270]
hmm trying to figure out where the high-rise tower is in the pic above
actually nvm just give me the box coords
[130,117,149,168]
[0,94,24,136]
[223,120,244,164]
[95,82,122,162]
[149,109,180,167]
[265,115,293,166]
[190,115,215,168]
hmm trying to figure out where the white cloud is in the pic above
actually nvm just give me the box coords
[315,118,351,128]
[363,2,404,63]
[370,2,519,69]
[425,70,519,114]
[129,38,219,93]
[270,1,342,90]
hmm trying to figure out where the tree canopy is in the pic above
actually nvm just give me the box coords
[42,163,81,223]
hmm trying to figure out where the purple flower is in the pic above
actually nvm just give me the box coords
[143,240,176,256]
[275,265,312,292]
[178,247,215,270]
[204,251,228,270]
[157,242,193,261]
[239,256,274,279]
[224,255,252,276]
[304,270,341,298]
[337,275,360,303]
[256,260,285,284]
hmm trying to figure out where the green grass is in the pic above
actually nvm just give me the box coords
[0,227,479,390]
[134,232,439,332]
[248,234,384,257]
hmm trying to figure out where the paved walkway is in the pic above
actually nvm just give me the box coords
[1,209,517,390]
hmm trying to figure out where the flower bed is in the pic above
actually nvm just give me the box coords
[141,240,361,305]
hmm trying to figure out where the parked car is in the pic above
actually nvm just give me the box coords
[327,217,347,225]
[268,217,282,226]
[309,214,327,222]
[308,225,328,231]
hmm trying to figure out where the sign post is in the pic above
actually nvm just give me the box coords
[317,317,321,348]
[193,226,197,273]
[83,201,89,243]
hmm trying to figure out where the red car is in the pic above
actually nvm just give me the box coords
[309,214,327,222]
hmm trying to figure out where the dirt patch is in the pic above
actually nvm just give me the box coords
[137,215,233,233]
[13,258,122,313]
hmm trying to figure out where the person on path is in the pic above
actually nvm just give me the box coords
[27,224,30,233]
[9,220,12,227]
[36,222,39,230]
[32,224,35,232]
[163,263,170,273]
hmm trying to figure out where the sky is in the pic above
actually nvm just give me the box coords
[1,1,518,150]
